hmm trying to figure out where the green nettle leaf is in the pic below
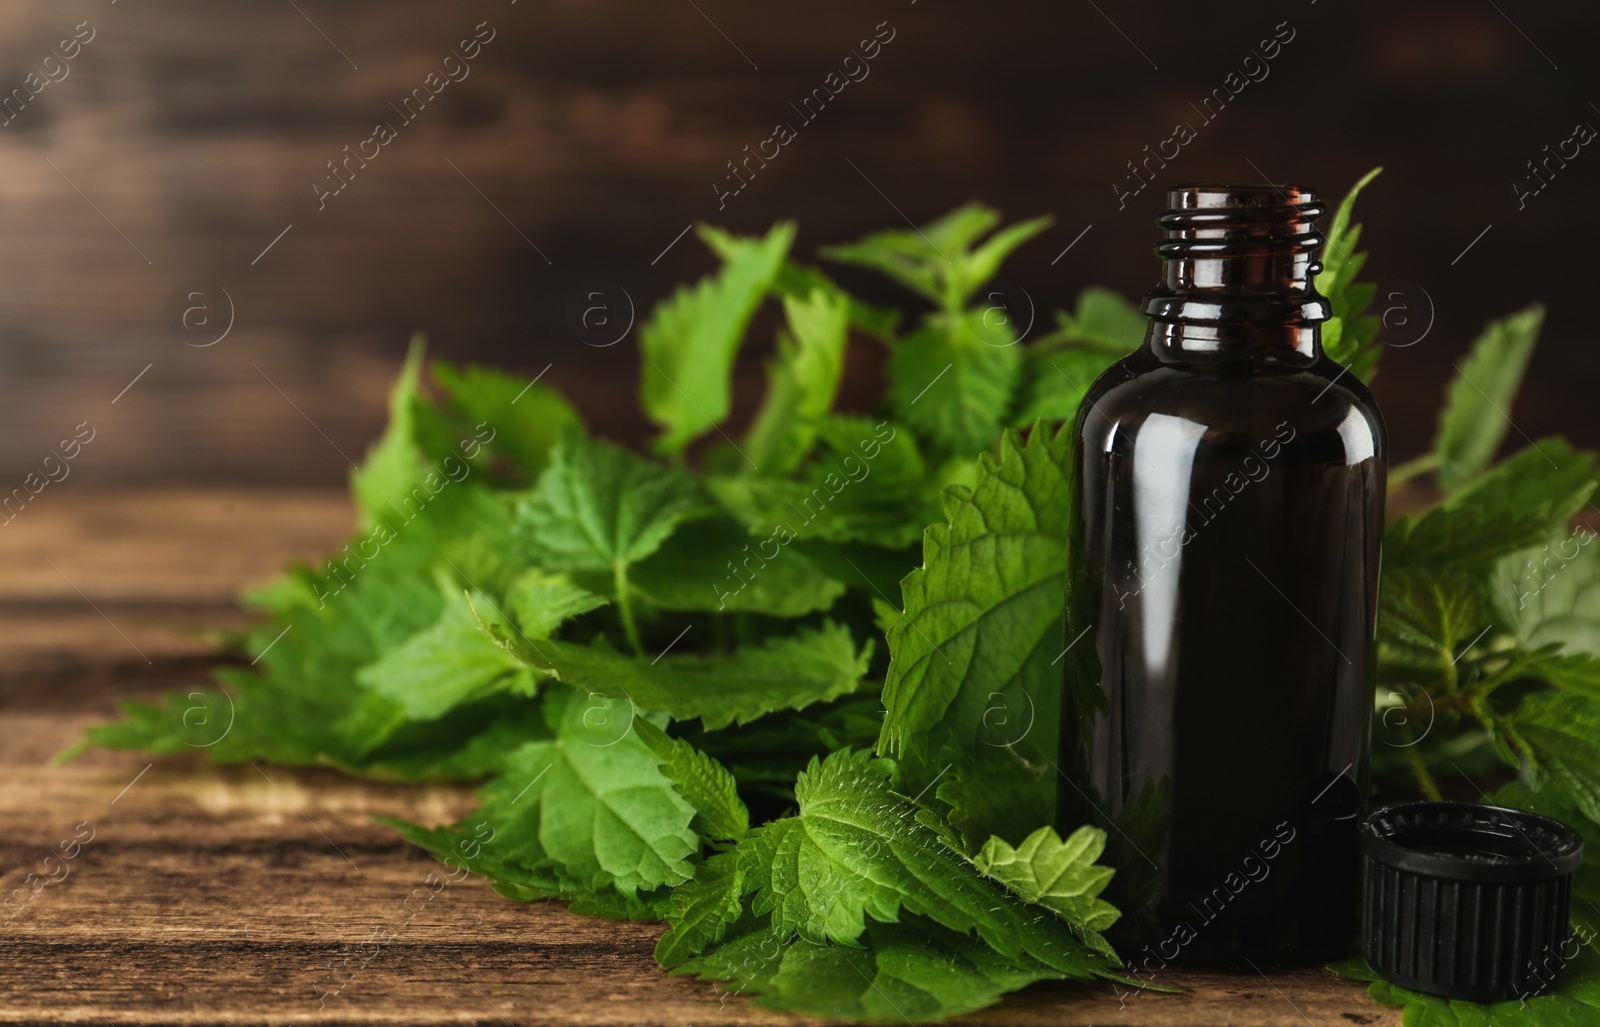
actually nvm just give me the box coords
[674,696,885,803]
[753,918,1071,1022]
[352,335,429,529]
[695,227,899,341]
[743,289,851,476]
[379,816,571,901]
[971,825,1120,955]
[627,516,846,618]
[672,913,787,993]
[380,805,676,918]
[1345,946,1600,1027]
[299,473,520,594]
[65,688,251,762]
[933,751,1056,854]
[823,204,1051,313]
[487,620,873,731]
[359,696,551,781]
[1494,779,1600,936]
[1492,530,1600,656]
[877,424,1071,834]
[1007,289,1145,429]
[640,222,795,455]
[75,475,529,772]
[738,749,1114,985]
[654,852,745,967]
[1373,565,1498,716]
[355,576,535,723]
[1385,440,1597,570]
[1009,345,1127,428]
[957,215,1054,302]
[568,888,676,921]
[1050,286,1150,352]
[515,432,707,572]
[1435,305,1546,491]
[674,910,1105,1022]
[473,689,700,897]
[506,569,609,638]
[1316,167,1382,380]
[770,261,901,340]
[1522,652,1600,701]
[707,475,933,549]
[432,361,583,481]
[888,313,1024,457]
[1378,564,1487,654]
[1509,690,1600,822]
[632,717,750,842]
[706,418,938,550]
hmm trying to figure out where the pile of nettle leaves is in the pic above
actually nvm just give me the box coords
[77,170,1600,1023]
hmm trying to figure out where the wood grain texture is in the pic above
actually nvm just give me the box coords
[0,0,1596,489]
[0,489,1400,1025]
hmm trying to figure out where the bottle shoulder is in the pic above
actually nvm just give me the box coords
[1076,348,1388,462]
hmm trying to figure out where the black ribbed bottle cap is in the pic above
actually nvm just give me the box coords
[1360,801,1584,1002]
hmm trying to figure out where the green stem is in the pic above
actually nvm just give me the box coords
[613,561,644,658]
[1388,453,1441,488]
[1402,726,1444,801]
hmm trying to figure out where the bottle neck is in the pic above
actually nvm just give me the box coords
[1141,184,1331,366]
[1144,321,1322,364]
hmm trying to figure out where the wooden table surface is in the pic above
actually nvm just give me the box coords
[0,490,1398,1026]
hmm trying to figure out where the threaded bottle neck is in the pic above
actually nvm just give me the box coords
[1143,184,1331,363]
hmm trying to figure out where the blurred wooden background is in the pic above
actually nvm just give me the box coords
[0,0,1596,486]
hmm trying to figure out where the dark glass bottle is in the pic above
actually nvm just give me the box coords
[1057,184,1386,971]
